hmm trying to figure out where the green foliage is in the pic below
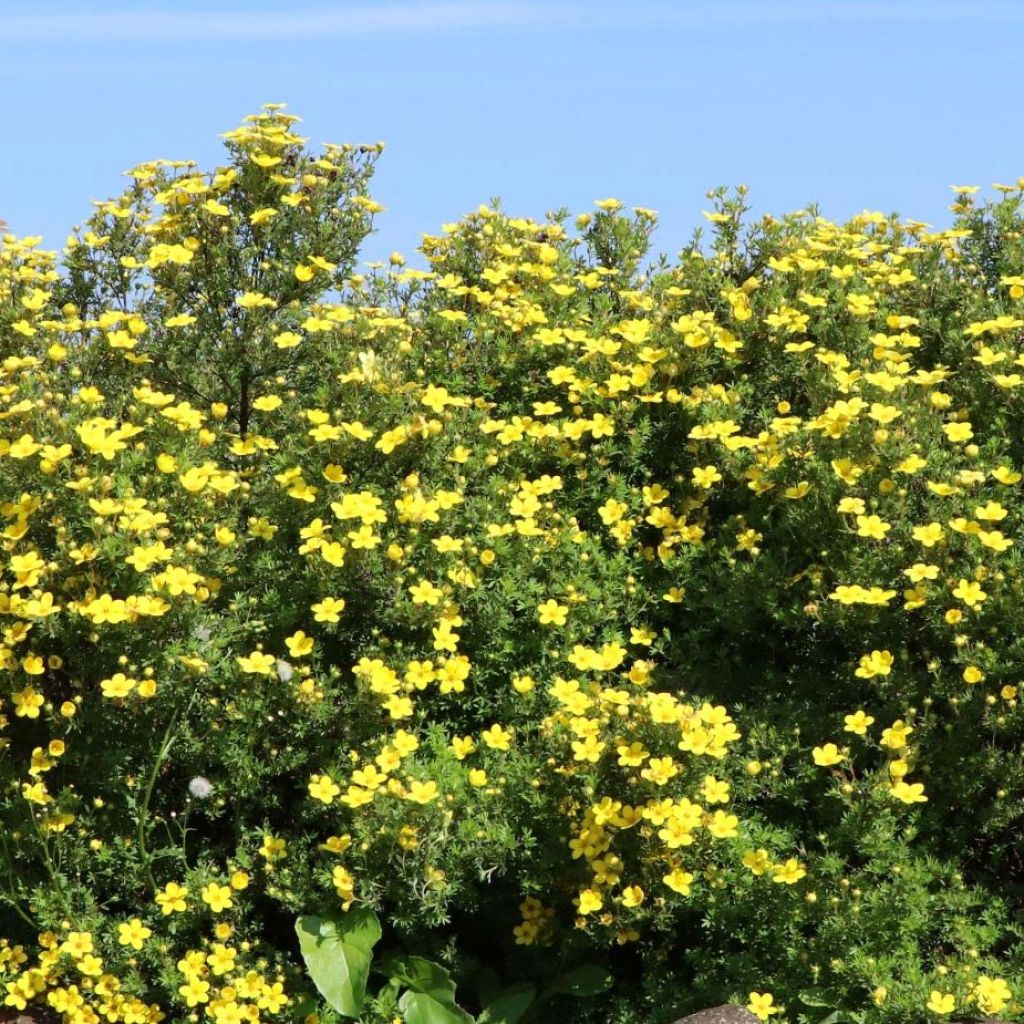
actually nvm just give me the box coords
[2,107,1024,1024]
[296,908,382,1016]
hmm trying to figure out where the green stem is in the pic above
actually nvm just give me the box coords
[0,829,38,930]
[26,809,73,919]
[137,708,181,892]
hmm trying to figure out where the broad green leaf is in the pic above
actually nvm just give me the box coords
[478,983,537,1024]
[399,990,475,1024]
[815,1012,846,1024]
[393,957,473,1024]
[295,908,382,1017]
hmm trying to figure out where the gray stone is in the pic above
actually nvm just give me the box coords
[672,1006,759,1024]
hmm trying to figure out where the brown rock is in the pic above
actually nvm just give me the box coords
[673,1006,760,1024]
[0,1008,60,1024]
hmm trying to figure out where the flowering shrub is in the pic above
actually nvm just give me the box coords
[1,105,1024,1024]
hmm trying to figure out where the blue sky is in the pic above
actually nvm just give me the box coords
[3,1,1024,268]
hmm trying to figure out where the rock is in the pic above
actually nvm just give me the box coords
[0,1010,60,1024]
[673,1006,759,1024]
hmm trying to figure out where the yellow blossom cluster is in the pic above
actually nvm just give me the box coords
[0,107,1022,1023]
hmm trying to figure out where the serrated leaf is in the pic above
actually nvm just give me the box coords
[478,983,536,1024]
[295,908,381,1017]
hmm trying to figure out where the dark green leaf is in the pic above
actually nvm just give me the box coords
[538,965,613,1003]
[478,983,536,1024]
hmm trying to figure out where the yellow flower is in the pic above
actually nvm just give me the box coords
[286,630,315,658]
[21,654,44,675]
[451,735,476,759]
[890,780,927,804]
[236,290,277,309]
[662,868,694,895]
[880,719,913,749]
[12,687,44,718]
[405,780,439,804]
[481,724,512,750]
[706,810,739,838]
[237,650,277,676]
[912,521,945,547]
[179,977,211,1007]
[577,888,603,914]
[333,865,356,908]
[537,599,569,626]
[620,885,645,907]
[617,741,650,767]
[771,858,806,884]
[747,993,780,1020]
[692,465,722,488]
[743,849,773,876]
[571,735,606,763]
[308,774,340,804]
[855,514,891,539]
[943,421,974,443]
[312,596,346,622]
[700,778,733,802]
[201,882,234,913]
[973,975,1011,1015]
[854,649,893,679]
[512,673,535,693]
[952,578,986,608]
[117,918,152,950]
[926,991,955,1015]
[409,579,443,605]
[100,672,136,699]
[155,881,188,915]
[843,710,875,735]
[812,743,844,766]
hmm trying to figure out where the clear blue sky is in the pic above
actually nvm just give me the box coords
[3,1,1024,268]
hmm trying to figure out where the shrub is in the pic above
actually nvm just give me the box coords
[1,106,1023,1024]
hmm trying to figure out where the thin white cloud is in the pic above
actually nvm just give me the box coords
[626,1,1024,27]
[0,1,1020,44]
[0,2,555,43]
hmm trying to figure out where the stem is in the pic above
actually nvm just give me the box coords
[0,830,38,930]
[137,708,181,891]
[26,809,73,919]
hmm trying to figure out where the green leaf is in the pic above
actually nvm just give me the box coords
[537,965,613,1003]
[475,967,502,1008]
[393,957,473,1024]
[478,983,536,1024]
[294,908,382,1017]
[799,990,833,1009]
